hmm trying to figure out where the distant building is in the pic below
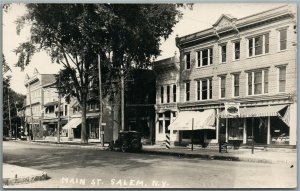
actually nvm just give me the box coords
[153,56,180,145]
[156,5,297,146]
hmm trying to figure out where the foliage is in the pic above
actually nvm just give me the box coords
[14,4,188,143]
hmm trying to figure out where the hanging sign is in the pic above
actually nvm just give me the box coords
[224,102,240,117]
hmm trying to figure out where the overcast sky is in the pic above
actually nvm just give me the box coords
[3,3,286,95]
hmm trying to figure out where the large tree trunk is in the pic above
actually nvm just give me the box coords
[81,98,88,143]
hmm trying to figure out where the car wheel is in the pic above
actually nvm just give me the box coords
[121,143,128,152]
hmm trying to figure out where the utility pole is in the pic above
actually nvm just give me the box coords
[57,71,61,143]
[28,83,34,141]
[98,55,104,147]
[191,118,194,151]
[121,66,124,132]
[7,89,12,139]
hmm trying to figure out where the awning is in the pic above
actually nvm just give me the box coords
[62,118,81,130]
[44,101,58,107]
[168,109,215,131]
[219,105,288,118]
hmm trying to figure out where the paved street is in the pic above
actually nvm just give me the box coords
[3,141,296,189]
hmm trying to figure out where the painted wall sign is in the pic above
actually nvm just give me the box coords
[224,102,240,117]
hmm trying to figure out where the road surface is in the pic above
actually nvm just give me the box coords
[3,141,296,189]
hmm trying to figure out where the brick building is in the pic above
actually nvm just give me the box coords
[157,5,297,146]
[153,56,180,144]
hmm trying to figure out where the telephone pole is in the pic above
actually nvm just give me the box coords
[98,55,104,147]
[7,90,12,139]
[57,71,61,143]
[121,66,124,131]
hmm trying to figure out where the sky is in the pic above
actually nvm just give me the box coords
[3,3,286,95]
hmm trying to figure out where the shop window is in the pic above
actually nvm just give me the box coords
[158,121,163,134]
[185,53,191,69]
[228,118,243,140]
[64,105,68,116]
[279,29,287,51]
[248,33,269,57]
[197,48,213,67]
[234,41,240,60]
[271,117,290,145]
[165,120,170,133]
[278,66,286,92]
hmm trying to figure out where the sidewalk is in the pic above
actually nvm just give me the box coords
[142,145,297,165]
[12,140,297,164]
[3,163,48,186]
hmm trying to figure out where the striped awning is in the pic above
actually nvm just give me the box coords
[219,105,288,118]
[168,109,215,131]
[62,118,81,130]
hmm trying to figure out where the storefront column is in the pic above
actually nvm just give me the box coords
[225,118,228,142]
[155,113,159,144]
[243,118,247,144]
[267,116,270,144]
[216,109,219,143]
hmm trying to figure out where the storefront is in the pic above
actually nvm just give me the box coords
[219,103,291,146]
[168,109,216,146]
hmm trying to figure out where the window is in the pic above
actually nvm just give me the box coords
[160,86,164,103]
[166,86,170,103]
[234,41,240,60]
[248,33,269,57]
[220,44,227,63]
[185,82,190,101]
[220,76,226,98]
[247,70,269,95]
[278,66,286,92]
[196,79,212,101]
[185,53,191,69]
[173,85,176,102]
[233,73,240,97]
[197,48,213,67]
[279,29,287,50]
[159,121,163,133]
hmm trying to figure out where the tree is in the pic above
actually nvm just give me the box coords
[15,4,190,143]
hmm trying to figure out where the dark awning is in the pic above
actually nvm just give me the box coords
[219,105,288,118]
[44,101,59,107]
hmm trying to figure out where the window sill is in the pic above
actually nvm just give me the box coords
[246,53,270,59]
[196,65,212,69]
[277,49,287,53]
[232,59,240,62]
[196,99,213,101]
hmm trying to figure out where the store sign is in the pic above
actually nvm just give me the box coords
[224,102,240,117]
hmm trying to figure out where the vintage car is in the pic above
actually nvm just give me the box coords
[109,131,143,152]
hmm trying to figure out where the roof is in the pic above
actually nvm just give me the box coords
[177,5,295,47]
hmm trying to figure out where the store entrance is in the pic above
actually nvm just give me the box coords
[246,118,267,144]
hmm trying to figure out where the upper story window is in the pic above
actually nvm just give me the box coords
[160,86,164,103]
[185,82,190,101]
[247,69,268,95]
[173,84,177,102]
[248,33,269,57]
[232,73,240,97]
[278,65,287,92]
[220,44,227,63]
[196,78,212,101]
[233,41,240,60]
[279,28,287,51]
[166,86,170,103]
[197,48,213,67]
[219,76,226,98]
[185,53,191,69]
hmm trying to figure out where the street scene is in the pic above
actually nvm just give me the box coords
[2,3,297,189]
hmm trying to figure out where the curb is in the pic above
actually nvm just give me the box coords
[12,140,108,150]
[142,149,294,164]
[3,172,48,186]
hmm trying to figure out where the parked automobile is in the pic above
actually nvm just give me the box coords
[109,131,143,152]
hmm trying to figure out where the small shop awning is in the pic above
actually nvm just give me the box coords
[168,109,215,131]
[219,105,288,118]
[62,118,81,130]
[44,101,58,107]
